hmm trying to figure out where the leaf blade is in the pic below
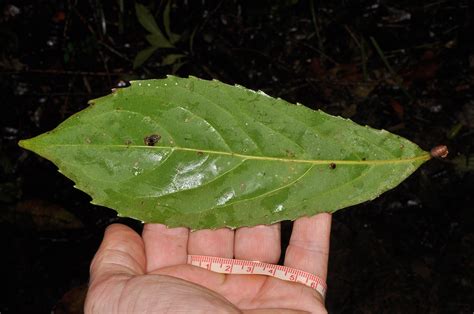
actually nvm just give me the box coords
[135,3,161,35]
[19,76,431,229]
[163,0,181,44]
[132,46,158,69]
[145,33,174,48]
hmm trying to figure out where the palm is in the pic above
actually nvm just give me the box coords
[153,263,324,311]
[85,214,331,313]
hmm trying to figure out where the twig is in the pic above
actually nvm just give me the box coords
[304,77,375,86]
[360,38,369,82]
[345,26,368,81]
[21,92,106,96]
[230,47,293,72]
[310,0,324,61]
[370,37,396,74]
[277,82,310,97]
[98,41,132,62]
[98,48,112,86]
[381,41,442,58]
[72,7,97,36]
[423,0,449,9]
[299,42,338,65]
[190,0,224,56]
[369,36,412,100]
[0,69,130,76]
[73,4,131,68]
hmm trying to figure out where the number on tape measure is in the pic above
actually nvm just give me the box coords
[187,255,327,298]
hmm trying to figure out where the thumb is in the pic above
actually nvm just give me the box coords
[89,223,146,284]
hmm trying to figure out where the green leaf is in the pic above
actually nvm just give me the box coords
[132,46,158,69]
[145,33,174,48]
[169,32,181,44]
[18,76,431,230]
[161,53,186,65]
[163,0,172,36]
[163,0,180,44]
[135,3,161,35]
[171,61,188,74]
[136,3,174,49]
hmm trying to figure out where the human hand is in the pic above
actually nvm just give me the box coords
[85,213,331,313]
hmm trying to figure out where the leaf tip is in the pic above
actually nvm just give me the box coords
[18,138,33,151]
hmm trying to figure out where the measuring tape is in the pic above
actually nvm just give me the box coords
[187,255,327,298]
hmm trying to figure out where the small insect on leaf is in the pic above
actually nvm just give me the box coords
[430,145,448,159]
[144,134,161,146]
[329,163,337,169]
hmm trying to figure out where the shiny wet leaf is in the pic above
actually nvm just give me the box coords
[19,76,431,229]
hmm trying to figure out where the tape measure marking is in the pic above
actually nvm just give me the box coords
[187,255,327,298]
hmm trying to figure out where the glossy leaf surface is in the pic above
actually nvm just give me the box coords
[19,77,431,229]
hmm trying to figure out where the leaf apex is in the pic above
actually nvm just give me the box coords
[18,139,31,150]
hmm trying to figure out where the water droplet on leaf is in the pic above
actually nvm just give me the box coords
[273,204,284,213]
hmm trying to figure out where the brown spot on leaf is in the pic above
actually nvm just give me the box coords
[197,151,203,156]
[144,134,161,146]
[329,163,337,169]
[285,149,295,158]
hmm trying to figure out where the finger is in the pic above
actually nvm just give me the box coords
[90,223,146,284]
[284,213,331,280]
[234,223,281,263]
[188,228,234,258]
[142,223,189,272]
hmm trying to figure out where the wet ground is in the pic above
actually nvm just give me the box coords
[1,0,472,313]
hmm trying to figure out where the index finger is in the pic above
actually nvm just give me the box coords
[90,224,146,284]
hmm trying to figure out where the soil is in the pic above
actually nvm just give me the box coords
[1,0,472,313]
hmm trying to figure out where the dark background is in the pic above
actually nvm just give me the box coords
[1,0,472,313]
